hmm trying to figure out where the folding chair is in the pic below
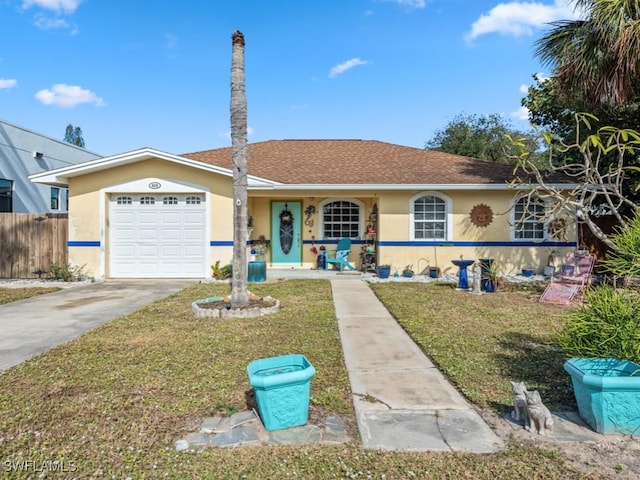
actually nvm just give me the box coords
[539,252,595,305]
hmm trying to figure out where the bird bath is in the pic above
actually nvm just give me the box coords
[451,259,474,290]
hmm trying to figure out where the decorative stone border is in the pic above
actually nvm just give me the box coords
[192,296,280,318]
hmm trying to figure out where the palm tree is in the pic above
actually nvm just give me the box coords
[535,0,640,106]
[230,30,248,307]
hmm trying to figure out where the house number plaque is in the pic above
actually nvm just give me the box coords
[149,182,161,189]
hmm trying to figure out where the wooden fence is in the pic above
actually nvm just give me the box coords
[0,213,68,279]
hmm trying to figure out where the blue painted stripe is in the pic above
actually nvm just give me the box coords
[303,239,367,245]
[303,239,575,247]
[378,240,576,247]
[215,240,576,247]
[68,241,100,247]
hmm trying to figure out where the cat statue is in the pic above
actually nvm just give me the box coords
[509,381,530,430]
[525,389,555,435]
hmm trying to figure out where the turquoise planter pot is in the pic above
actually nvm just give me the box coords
[564,358,640,434]
[247,354,316,431]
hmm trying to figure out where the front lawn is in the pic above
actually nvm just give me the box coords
[0,287,61,305]
[370,282,574,412]
[0,280,606,479]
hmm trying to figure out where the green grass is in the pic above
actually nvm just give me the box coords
[0,287,61,305]
[370,282,575,413]
[0,280,606,479]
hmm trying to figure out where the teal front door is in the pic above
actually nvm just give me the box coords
[271,201,302,266]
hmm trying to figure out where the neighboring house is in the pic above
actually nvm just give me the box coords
[30,139,578,279]
[0,119,102,213]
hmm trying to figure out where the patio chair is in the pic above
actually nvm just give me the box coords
[324,237,355,272]
[539,252,595,305]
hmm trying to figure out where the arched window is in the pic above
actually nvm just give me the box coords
[186,196,202,205]
[116,196,132,205]
[410,192,451,241]
[140,196,155,205]
[163,196,178,205]
[512,196,546,240]
[320,199,363,239]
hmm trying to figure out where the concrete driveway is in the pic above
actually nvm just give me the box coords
[0,279,197,370]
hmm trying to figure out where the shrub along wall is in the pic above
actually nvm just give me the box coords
[0,213,68,279]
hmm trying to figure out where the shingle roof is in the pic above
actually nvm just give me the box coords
[181,139,551,186]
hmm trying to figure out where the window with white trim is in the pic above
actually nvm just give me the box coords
[186,196,202,205]
[321,200,362,239]
[411,193,449,240]
[513,196,546,240]
[140,196,155,205]
[163,196,178,205]
[116,196,133,205]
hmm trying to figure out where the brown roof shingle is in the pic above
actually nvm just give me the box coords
[181,139,543,185]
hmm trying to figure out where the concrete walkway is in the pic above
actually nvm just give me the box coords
[0,279,195,370]
[331,278,503,453]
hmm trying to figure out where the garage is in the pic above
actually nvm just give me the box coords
[109,193,207,278]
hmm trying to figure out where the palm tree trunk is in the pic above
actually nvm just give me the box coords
[230,30,248,307]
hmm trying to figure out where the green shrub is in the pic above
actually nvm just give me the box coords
[558,285,640,363]
[49,263,87,282]
[558,210,640,362]
[211,260,232,279]
[602,212,640,279]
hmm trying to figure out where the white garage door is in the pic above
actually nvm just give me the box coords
[109,193,206,278]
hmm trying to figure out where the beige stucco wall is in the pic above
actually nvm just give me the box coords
[246,190,576,274]
[376,189,576,276]
[67,158,576,279]
[68,158,235,278]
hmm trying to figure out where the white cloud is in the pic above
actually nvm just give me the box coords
[35,84,104,108]
[512,105,530,121]
[34,14,69,29]
[380,0,427,8]
[519,84,529,94]
[23,0,82,32]
[329,58,370,78]
[21,0,82,14]
[534,72,550,83]
[0,79,17,89]
[466,0,582,41]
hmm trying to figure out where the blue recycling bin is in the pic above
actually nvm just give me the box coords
[247,354,316,431]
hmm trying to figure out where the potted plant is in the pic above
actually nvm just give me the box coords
[402,264,414,278]
[482,260,501,292]
[521,265,535,277]
[377,264,391,279]
[558,211,640,434]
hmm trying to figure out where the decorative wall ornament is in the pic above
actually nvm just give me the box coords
[469,203,493,228]
[304,204,315,227]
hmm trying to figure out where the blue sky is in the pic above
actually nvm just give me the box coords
[0,0,581,156]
